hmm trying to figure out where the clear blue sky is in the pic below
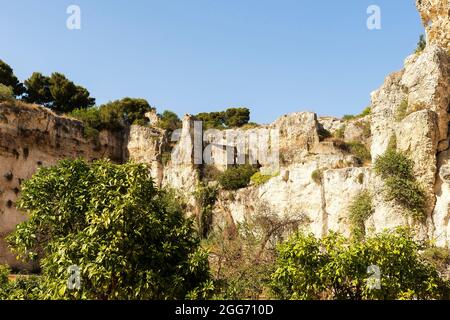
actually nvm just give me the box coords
[1,0,424,124]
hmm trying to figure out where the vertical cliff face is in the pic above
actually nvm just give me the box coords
[0,101,125,268]
[417,0,450,51]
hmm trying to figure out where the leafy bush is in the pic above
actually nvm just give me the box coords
[374,146,427,220]
[342,107,371,121]
[8,159,212,299]
[383,176,427,221]
[0,265,41,300]
[342,114,355,121]
[158,110,182,131]
[348,190,373,239]
[359,106,371,117]
[311,169,323,184]
[270,228,449,300]
[69,98,154,135]
[218,165,258,190]
[346,141,371,164]
[251,171,278,186]
[0,84,14,101]
[374,148,414,180]
[0,59,25,96]
[333,126,345,139]
[196,108,251,130]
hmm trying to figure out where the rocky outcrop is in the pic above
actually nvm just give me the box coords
[417,0,450,51]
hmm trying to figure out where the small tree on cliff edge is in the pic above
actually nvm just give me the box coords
[0,59,25,97]
[8,159,212,299]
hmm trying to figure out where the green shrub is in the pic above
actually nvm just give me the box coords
[342,107,371,121]
[251,171,278,186]
[196,107,251,130]
[348,190,373,239]
[333,126,345,139]
[359,106,371,117]
[342,114,355,121]
[0,84,14,101]
[311,169,323,184]
[270,228,449,300]
[240,122,259,130]
[69,98,153,133]
[158,110,182,131]
[374,146,427,220]
[347,141,371,163]
[218,165,258,190]
[415,34,426,54]
[0,265,41,300]
[383,176,427,221]
[374,149,414,180]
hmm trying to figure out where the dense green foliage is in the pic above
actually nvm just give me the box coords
[69,98,154,137]
[0,84,14,101]
[217,165,258,190]
[374,144,427,220]
[23,72,95,112]
[23,72,53,105]
[196,108,250,130]
[348,190,373,239]
[158,110,182,131]
[346,141,371,164]
[7,159,212,299]
[0,59,25,96]
[250,171,277,186]
[271,229,449,300]
[0,265,41,300]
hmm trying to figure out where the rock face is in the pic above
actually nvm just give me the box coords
[0,0,449,268]
[417,0,450,51]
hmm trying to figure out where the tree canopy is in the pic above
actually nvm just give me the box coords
[7,159,212,299]
[158,110,182,131]
[196,107,251,130]
[21,71,95,112]
[0,59,25,96]
[270,228,449,300]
